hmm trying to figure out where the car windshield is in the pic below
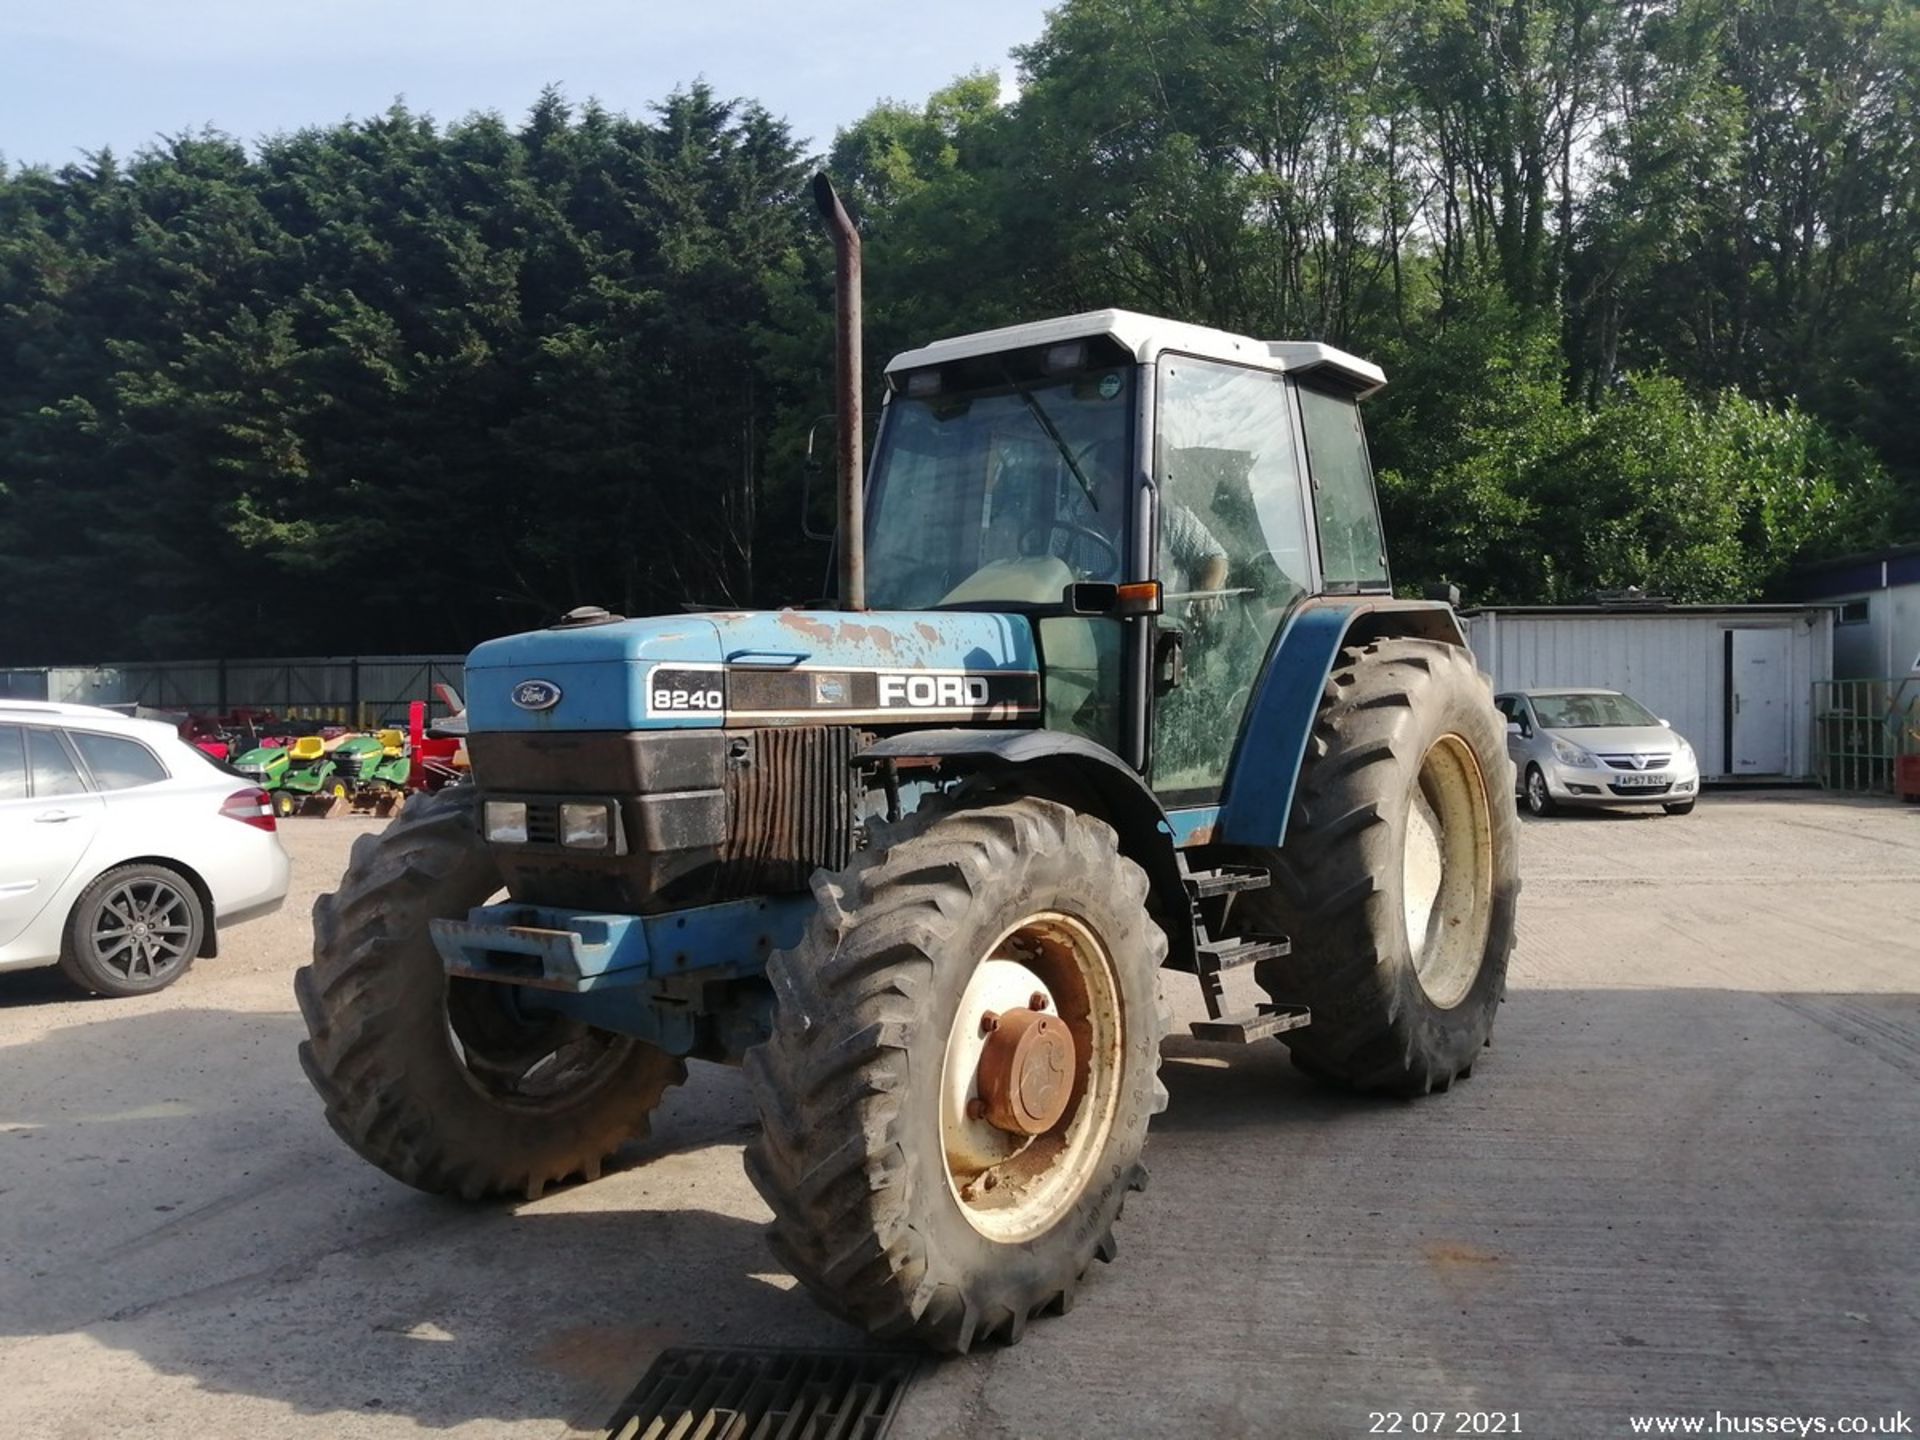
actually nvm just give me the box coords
[1530,693,1659,729]
[862,368,1133,611]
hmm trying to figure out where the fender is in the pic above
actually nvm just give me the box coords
[1214,597,1467,849]
[855,728,1193,968]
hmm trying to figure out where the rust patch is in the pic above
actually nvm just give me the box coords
[1183,823,1217,846]
[777,612,837,644]
[1424,1241,1502,1269]
[915,622,941,646]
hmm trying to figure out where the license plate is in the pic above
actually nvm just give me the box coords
[1614,772,1668,788]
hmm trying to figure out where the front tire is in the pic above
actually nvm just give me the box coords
[1242,639,1519,1095]
[1523,763,1557,817]
[745,798,1169,1352]
[295,787,685,1201]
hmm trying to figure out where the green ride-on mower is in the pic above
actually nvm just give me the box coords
[278,735,348,817]
[232,743,291,810]
[295,175,1519,1352]
[330,729,412,817]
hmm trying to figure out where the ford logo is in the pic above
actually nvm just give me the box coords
[511,679,563,712]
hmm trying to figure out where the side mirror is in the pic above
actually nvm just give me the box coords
[1505,721,1524,737]
[800,412,836,543]
[1659,718,1672,728]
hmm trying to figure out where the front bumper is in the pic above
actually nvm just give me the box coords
[1539,759,1699,806]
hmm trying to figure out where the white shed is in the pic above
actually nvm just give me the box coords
[1461,605,1834,782]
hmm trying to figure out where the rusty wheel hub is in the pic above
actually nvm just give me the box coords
[975,1003,1076,1136]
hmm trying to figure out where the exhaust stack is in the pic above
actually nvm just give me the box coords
[812,172,865,611]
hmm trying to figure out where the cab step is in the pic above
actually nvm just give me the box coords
[1189,1003,1313,1044]
[1196,935,1291,972]
[1180,864,1272,900]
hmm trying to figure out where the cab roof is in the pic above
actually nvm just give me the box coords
[884,308,1387,398]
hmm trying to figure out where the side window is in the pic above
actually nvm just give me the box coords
[0,725,25,801]
[1152,355,1312,799]
[70,731,169,791]
[26,728,87,798]
[1297,384,1389,591]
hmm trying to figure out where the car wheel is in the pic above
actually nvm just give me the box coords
[1523,764,1557,817]
[58,863,206,998]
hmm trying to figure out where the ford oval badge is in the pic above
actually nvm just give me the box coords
[511,679,563,712]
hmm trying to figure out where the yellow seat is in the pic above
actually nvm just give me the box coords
[290,736,327,761]
[376,728,406,757]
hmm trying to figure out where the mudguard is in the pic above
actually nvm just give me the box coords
[1215,598,1466,849]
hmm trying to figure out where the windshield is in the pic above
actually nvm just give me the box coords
[863,368,1134,611]
[1530,693,1659,729]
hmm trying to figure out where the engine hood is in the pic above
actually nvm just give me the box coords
[465,608,1043,732]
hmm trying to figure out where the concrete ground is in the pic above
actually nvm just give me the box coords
[1,793,1915,1439]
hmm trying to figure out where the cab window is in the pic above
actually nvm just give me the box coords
[26,727,87,797]
[70,730,169,790]
[1298,384,1389,591]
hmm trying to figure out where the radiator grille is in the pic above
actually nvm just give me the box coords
[721,725,859,894]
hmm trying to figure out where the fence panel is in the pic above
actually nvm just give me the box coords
[18,655,467,727]
[1814,678,1920,794]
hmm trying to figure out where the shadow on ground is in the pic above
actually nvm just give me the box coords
[1,984,1917,1436]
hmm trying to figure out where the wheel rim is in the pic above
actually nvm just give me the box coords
[1403,735,1495,1009]
[1526,768,1548,814]
[93,878,193,982]
[939,912,1123,1243]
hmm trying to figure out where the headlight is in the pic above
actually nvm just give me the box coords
[1551,738,1598,768]
[483,800,528,844]
[559,801,613,850]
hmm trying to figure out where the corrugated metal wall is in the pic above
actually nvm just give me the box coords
[6,655,466,724]
[1463,610,1833,781]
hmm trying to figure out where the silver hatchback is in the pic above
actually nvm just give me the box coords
[1494,688,1700,817]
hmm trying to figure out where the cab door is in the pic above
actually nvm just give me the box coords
[0,725,106,949]
[1149,355,1315,804]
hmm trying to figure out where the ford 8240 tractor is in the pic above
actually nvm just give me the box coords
[295,176,1518,1353]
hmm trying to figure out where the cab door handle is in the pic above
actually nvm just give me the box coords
[34,810,80,823]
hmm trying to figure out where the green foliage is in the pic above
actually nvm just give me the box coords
[1,1,1914,663]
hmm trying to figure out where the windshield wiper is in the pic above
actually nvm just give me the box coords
[996,362,1099,512]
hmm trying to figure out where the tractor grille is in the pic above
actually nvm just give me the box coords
[722,724,859,893]
[601,1347,914,1440]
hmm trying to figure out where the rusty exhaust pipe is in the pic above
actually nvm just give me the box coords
[812,172,865,611]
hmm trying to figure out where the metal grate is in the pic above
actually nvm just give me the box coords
[601,1346,916,1440]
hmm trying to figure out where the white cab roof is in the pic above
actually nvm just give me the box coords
[884,308,1387,397]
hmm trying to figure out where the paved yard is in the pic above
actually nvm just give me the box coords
[1,793,1915,1439]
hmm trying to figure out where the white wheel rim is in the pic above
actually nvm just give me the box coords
[1405,735,1495,1009]
[939,912,1123,1243]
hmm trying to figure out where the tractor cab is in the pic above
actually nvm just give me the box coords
[865,309,1390,797]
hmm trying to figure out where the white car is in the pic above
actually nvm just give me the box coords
[0,702,291,996]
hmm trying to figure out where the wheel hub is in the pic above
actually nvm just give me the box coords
[976,1003,1076,1136]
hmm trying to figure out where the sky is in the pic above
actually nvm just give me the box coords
[0,1,1055,169]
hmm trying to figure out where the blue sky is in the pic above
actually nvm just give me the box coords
[0,1,1054,169]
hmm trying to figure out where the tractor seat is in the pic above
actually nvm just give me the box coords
[290,736,327,761]
[376,728,406,756]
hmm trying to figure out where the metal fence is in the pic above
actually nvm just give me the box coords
[1,655,467,728]
[1813,678,1920,794]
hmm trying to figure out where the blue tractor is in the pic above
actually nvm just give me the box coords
[295,177,1518,1353]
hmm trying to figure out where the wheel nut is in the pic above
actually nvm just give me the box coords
[966,1096,989,1121]
[1029,991,1049,1011]
[980,1011,999,1035]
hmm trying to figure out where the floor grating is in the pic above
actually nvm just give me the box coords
[601,1345,919,1440]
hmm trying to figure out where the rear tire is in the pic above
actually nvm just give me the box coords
[295,786,684,1201]
[58,863,205,998]
[1241,639,1518,1095]
[745,798,1169,1352]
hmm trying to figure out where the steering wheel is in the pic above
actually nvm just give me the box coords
[1029,520,1121,579]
